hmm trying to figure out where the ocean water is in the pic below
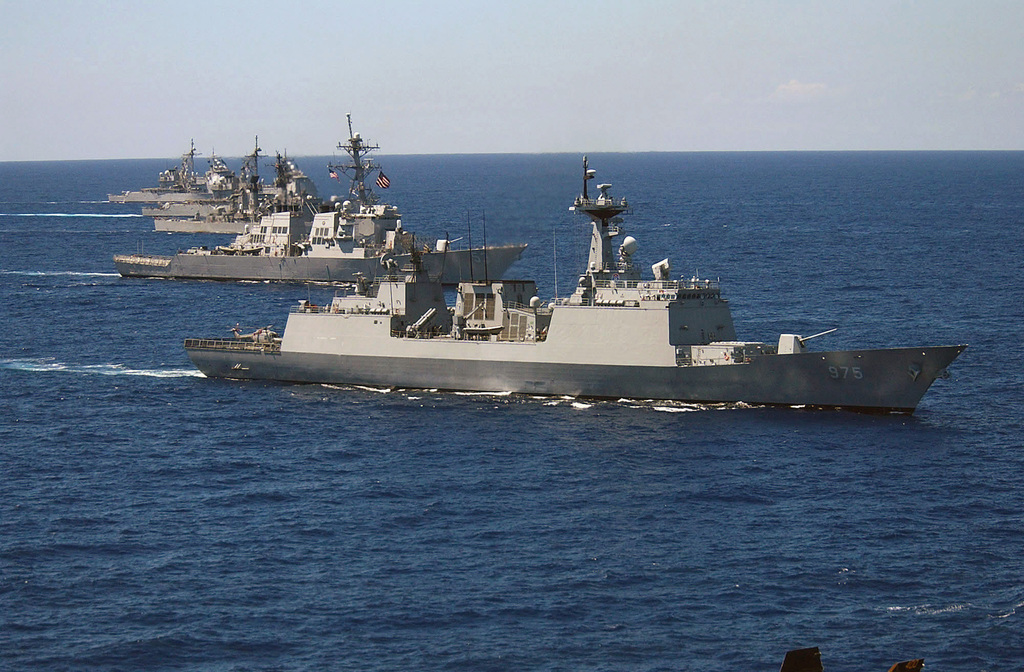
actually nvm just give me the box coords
[1,152,1022,671]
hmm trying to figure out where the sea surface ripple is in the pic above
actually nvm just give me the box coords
[1,153,1022,671]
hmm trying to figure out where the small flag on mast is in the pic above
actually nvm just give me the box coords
[329,168,340,181]
[376,171,391,189]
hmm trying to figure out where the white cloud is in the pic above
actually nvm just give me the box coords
[770,79,828,101]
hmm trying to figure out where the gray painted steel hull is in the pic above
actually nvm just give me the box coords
[152,219,249,234]
[186,343,966,413]
[114,244,526,284]
[109,190,212,204]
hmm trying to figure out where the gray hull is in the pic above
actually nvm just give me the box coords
[152,218,248,234]
[185,341,966,413]
[109,190,210,204]
[114,244,526,284]
[142,202,224,219]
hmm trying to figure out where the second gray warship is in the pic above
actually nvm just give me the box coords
[111,138,320,234]
[108,140,210,204]
[140,144,319,233]
[183,158,965,414]
[113,117,527,284]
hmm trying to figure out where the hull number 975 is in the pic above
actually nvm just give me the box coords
[829,365,863,380]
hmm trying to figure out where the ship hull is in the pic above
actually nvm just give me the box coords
[151,218,248,234]
[113,244,526,285]
[185,341,966,413]
[109,190,215,204]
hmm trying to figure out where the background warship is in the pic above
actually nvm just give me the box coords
[109,138,319,234]
[113,117,527,284]
[108,140,209,204]
[184,158,965,413]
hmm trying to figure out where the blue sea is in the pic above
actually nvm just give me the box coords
[1,152,1022,671]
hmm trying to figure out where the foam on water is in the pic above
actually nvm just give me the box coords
[350,384,394,394]
[0,358,204,377]
[2,270,121,278]
[0,212,145,218]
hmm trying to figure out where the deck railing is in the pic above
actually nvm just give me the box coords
[183,338,281,354]
[591,278,720,291]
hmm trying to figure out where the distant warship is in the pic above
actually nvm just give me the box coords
[114,116,526,284]
[108,140,210,204]
[110,138,319,234]
[184,157,965,414]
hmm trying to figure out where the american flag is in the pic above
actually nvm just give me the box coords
[376,171,390,189]
[329,168,340,181]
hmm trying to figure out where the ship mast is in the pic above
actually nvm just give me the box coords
[571,156,632,282]
[241,136,263,191]
[237,136,264,219]
[178,139,199,192]
[328,114,384,208]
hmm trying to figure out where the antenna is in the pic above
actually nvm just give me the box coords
[582,155,596,200]
[481,210,489,281]
[552,227,558,301]
[582,155,589,200]
[466,211,474,280]
[330,113,381,207]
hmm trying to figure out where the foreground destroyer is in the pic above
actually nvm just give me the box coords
[114,117,526,283]
[185,159,965,413]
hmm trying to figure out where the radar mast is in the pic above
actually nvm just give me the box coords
[571,156,634,283]
[328,114,385,208]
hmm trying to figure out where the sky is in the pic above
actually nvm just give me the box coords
[1,0,1022,161]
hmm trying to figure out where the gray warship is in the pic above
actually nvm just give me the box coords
[113,117,527,284]
[184,158,965,413]
[108,140,210,204]
[144,146,320,233]
[110,138,319,234]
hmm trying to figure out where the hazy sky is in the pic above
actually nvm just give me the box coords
[2,0,1021,160]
